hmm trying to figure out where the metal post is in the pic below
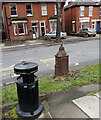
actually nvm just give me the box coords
[55,44,69,77]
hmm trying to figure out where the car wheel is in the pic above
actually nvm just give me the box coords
[93,35,96,37]
[85,33,89,37]
[61,37,64,39]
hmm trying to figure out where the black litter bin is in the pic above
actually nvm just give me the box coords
[14,61,42,118]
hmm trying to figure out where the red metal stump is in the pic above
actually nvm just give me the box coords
[55,44,69,77]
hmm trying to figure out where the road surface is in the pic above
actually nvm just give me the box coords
[1,39,99,84]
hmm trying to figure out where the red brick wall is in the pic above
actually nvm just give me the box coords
[3,2,65,41]
[75,7,80,32]
[65,5,101,33]
[65,7,72,33]
[93,6,100,19]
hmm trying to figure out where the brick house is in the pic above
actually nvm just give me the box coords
[2,0,65,41]
[64,1,101,34]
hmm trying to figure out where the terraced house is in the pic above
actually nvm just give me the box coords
[64,0,101,34]
[2,0,65,41]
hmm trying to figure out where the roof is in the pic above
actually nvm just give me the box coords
[75,0,100,2]
[1,0,66,2]
[64,1,101,10]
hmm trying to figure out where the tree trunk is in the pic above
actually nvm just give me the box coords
[56,2,62,42]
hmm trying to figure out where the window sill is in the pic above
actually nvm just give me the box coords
[27,15,33,17]
[13,34,29,36]
[42,15,47,16]
[11,15,18,17]
[18,33,25,36]
[14,34,17,36]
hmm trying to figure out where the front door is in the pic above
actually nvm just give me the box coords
[40,21,46,36]
[96,21,100,32]
[32,23,38,38]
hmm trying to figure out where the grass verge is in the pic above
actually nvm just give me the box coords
[1,63,100,118]
[3,37,46,46]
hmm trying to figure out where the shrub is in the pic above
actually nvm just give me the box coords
[68,33,85,37]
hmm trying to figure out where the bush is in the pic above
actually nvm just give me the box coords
[68,33,85,37]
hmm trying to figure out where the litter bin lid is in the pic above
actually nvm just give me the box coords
[14,61,38,74]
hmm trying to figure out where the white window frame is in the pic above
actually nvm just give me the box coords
[54,21,57,31]
[80,22,83,29]
[13,24,17,35]
[80,6,84,16]
[26,4,33,16]
[100,7,101,16]
[10,4,18,17]
[49,21,53,32]
[92,22,96,29]
[40,21,46,36]
[89,6,93,16]
[72,24,75,32]
[18,23,25,35]
[26,24,28,34]
[84,22,89,28]
[41,4,47,16]
[32,22,39,38]
[54,4,57,15]
[49,20,57,32]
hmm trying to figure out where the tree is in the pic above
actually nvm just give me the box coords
[56,2,62,42]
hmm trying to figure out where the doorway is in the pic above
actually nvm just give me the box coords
[32,23,38,38]
[96,21,100,32]
[40,21,46,36]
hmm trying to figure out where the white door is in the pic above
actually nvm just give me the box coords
[32,23,38,38]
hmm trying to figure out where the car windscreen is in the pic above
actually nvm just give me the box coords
[49,32,52,34]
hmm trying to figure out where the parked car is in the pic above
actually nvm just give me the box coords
[44,31,67,39]
[79,28,96,37]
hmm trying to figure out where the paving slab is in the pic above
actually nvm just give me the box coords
[38,111,52,119]
[47,84,99,107]
[95,92,101,99]
[73,95,100,119]
[48,101,89,118]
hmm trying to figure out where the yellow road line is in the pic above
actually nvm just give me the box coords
[0,64,15,72]
[2,73,8,76]
[1,58,33,72]
[40,58,55,63]
[11,74,19,78]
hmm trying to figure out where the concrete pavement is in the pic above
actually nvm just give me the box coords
[2,84,100,119]
[1,35,100,52]
[38,84,100,119]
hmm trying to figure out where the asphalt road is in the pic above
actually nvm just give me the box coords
[1,39,99,84]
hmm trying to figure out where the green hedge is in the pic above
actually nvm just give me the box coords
[68,33,85,37]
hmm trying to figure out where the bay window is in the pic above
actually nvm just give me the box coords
[18,23,25,35]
